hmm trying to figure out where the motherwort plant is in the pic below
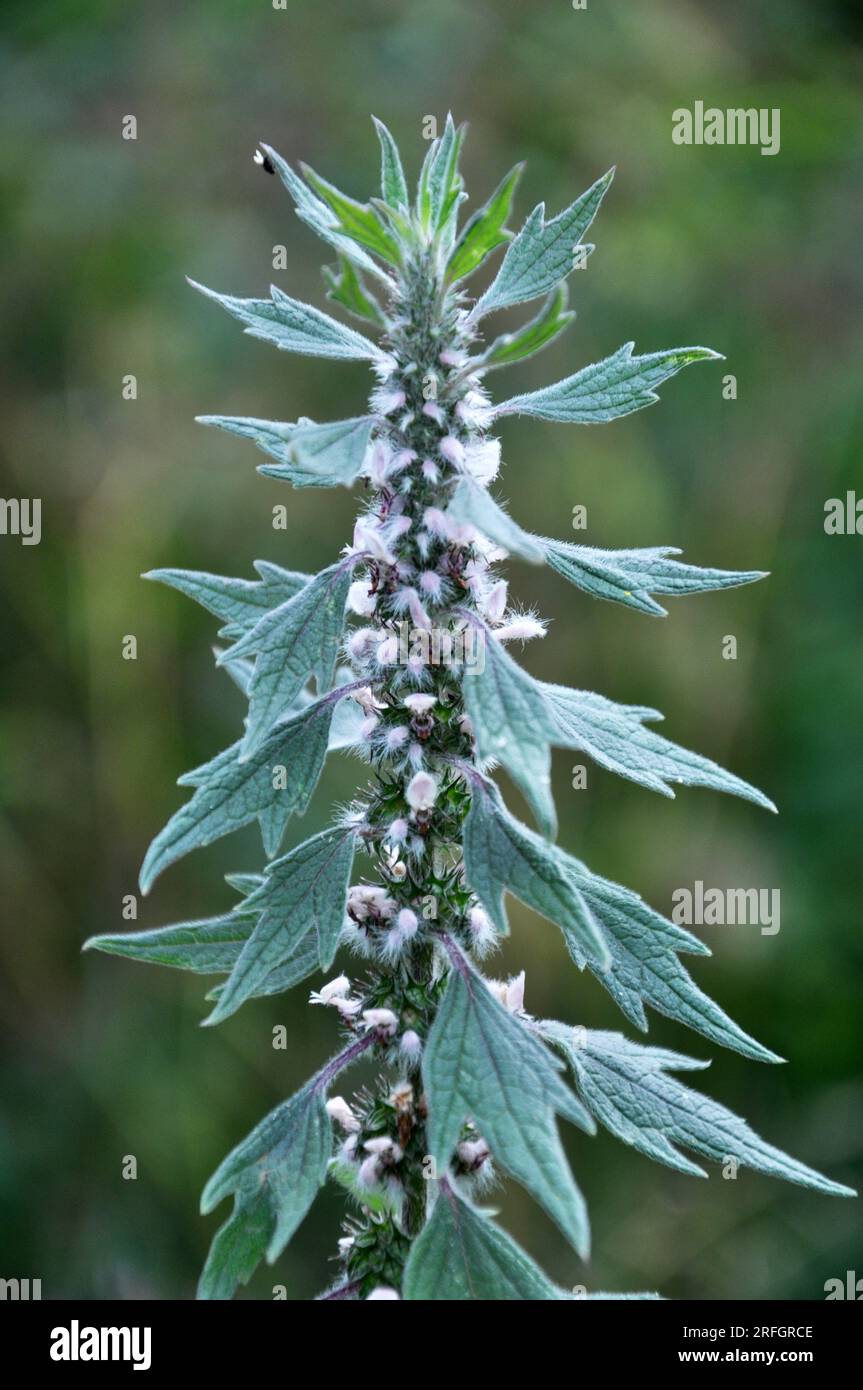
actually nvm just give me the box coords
[88,118,853,1300]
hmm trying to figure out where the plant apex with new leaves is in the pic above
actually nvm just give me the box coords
[86,115,854,1303]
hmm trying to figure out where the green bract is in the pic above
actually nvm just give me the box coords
[86,117,853,1303]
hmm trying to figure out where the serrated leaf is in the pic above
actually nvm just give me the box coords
[448,479,545,563]
[199,1077,331,1298]
[461,622,557,837]
[259,143,393,286]
[541,682,776,811]
[495,342,720,422]
[472,169,613,317]
[482,285,575,368]
[423,946,593,1256]
[541,539,768,616]
[145,561,309,639]
[220,558,353,757]
[561,864,781,1064]
[205,828,356,1024]
[322,256,385,326]
[188,279,380,361]
[542,1026,855,1196]
[301,164,400,265]
[198,413,375,490]
[403,1180,565,1300]
[139,691,340,893]
[463,776,610,967]
[372,116,409,209]
[447,163,523,282]
[84,911,255,974]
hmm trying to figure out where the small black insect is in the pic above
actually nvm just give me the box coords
[253,148,275,175]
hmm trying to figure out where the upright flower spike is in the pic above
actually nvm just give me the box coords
[85,118,855,1302]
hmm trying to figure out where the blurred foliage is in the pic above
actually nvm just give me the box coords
[1,0,861,1300]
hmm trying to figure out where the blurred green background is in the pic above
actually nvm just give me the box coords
[2,0,861,1300]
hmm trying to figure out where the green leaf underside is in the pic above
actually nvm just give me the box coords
[322,256,385,326]
[189,279,380,361]
[199,1077,331,1298]
[372,116,409,209]
[542,540,767,616]
[145,561,309,639]
[541,682,776,811]
[403,1181,566,1300]
[483,285,575,368]
[448,478,545,563]
[221,558,353,757]
[139,692,339,894]
[542,1026,855,1196]
[447,163,523,282]
[473,169,613,317]
[461,624,558,838]
[463,778,610,967]
[301,164,401,265]
[200,414,375,489]
[423,953,593,1257]
[206,828,356,1024]
[256,142,395,286]
[495,343,720,422]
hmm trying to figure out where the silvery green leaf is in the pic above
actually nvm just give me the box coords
[84,911,255,974]
[482,285,575,369]
[220,558,354,757]
[403,1180,565,1300]
[205,828,356,1024]
[542,1026,855,1196]
[423,947,593,1256]
[199,1076,331,1297]
[300,164,400,265]
[372,116,409,209]
[448,479,545,563]
[541,682,776,811]
[188,279,381,361]
[145,561,309,639]
[460,621,558,837]
[447,163,523,282]
[322,256,385,326]
[259,143,393,286]
[494,342,720,422]
[139,691,340,893]
[198,413,375,489]
[472,169,613,317]
[463,775,610,968]
[562,864,781,1063]
[541,539,768,616]
[205,933,319,1005]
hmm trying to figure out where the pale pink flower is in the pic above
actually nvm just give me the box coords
[406,770,438,811]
